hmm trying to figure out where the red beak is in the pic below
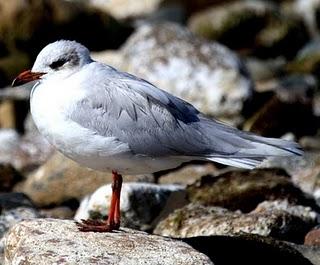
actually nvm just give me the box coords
[12,70,45,87]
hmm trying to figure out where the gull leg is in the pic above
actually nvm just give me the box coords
[76,170,122,232]
[113,172,123,229]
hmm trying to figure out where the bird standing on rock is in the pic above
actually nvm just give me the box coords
[12,40,302,232]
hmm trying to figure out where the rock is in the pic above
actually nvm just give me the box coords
[87,0,161,20]
[16,152,155,207]
[186,169,315,212]
[263,153,320,205]
[183,234,318,265]
[158,163,218,185]
[243,74,317,137]
[188,0,273,46]
[253,200,318,225]
[0,193,40,261]
[188,0,308,58]
[75,182,186,230]
[154,203,316,243]
[262,152,320,198]
[0,164,23,192]
[305,226,320,246]
[0,112,54,173]
[0,0,132,86]
[0,128,54,172]
[117,22,253,123]
[3,219,213,265]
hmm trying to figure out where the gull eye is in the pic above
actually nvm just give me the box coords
[49,58,68,69]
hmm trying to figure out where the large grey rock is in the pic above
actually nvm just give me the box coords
[116,22,253,123]
[75,182,186,230]
[154,203,317,243]
[186,169,315,212]
[16,152,155,207]
[3,219,213,265]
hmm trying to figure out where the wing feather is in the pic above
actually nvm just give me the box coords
[68,63,302,162]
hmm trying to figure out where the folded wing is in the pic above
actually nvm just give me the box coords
[69,64,302,169]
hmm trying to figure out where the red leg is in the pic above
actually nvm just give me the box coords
[113,173,122,229]
[76,171,123,232]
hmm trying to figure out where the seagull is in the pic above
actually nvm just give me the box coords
[12,40,302,232]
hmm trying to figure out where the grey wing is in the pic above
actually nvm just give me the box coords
[69,70,302,162]
[69,73,225,157]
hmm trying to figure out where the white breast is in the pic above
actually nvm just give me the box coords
[30,79,132,171]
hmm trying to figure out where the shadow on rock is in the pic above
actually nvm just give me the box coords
[183,235,314,265]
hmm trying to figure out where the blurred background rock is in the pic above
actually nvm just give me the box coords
[1,0,320,264]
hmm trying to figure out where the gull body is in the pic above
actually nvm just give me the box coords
[30,61,191,174]
[13,40,302,232]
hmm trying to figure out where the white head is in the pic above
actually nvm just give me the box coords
[12,40,93,86]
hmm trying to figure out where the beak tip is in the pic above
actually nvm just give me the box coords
[11,70,44,87]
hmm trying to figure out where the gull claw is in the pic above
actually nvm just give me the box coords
[75,219,116,232]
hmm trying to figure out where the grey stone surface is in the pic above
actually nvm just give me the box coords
[154,203,316,242]
[3,219,213,265]
[118,22,253,123]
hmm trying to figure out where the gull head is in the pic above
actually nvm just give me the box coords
[12,40,92,87]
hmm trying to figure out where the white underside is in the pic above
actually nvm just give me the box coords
[30,79,190,175]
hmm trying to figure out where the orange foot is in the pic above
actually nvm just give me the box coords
[75,219,119,232]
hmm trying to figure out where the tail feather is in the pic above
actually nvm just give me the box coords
[208,157,265,169]
[244,134,303,156]
[200,119,303,169]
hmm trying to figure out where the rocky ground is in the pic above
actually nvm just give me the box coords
[1,0,320,264]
